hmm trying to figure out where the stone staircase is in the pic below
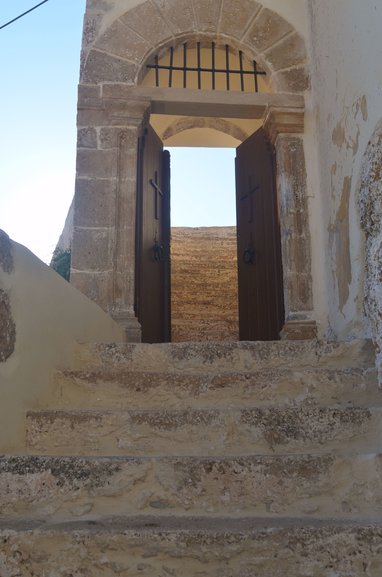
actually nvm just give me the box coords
[1,339,382,576]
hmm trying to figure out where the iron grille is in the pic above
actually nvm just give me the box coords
[146,42,266,92]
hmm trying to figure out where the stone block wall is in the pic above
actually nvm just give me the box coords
[171,227,239,342]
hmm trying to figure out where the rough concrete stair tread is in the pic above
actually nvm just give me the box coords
[4,339,380,573]
[7,451,382,459]
[1,515,382,533]
[3,453,382,522]
[59,366,377,379]
[26,404,382,456]
[2,517,382,576]
[26,405,382,433]
[75,339,376,373]
[54,367,380,412]
[58,366,378,387]
[27,405,382,415]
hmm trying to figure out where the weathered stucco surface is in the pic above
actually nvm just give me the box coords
[359,120,382,384]
[309,0,382,339]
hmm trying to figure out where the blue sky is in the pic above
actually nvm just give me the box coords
[1,1,236,263]
[1,0,85,262]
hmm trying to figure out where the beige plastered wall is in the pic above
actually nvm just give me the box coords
[308,0,382,339]
[0,235,124,453]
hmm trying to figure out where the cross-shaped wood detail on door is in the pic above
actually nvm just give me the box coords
[150,171,163,221]
[240,176,259,224]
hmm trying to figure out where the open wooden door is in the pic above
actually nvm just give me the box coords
[135,125,171,343]
[236,127,284,341]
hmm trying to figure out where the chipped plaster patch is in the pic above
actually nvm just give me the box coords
[0,289,16,363]
[331,96,368,156]
[332,121,345,148]
[331,177,352,312]
[0,230,13,274]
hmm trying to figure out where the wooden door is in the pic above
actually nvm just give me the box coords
[236,127,284,341]
[135,125,171,343]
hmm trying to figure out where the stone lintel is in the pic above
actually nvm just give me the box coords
[101,84,304,120]
[263,107,305,144]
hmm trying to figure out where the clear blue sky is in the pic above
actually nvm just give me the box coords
[0,1,236,264]
[1,1,85,262]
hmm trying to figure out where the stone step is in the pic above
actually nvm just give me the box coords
[54,366,379,411]
[75,339,375,374]
[2,454,382,522]
[0,517,381,576]
[26,406,382,456]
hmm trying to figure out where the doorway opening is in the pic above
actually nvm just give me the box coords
[135,41,284,343]
[135,117,284,344]
[168,146,238,342]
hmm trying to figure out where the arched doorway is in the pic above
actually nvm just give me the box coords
[135,42,283,343]
[71,0,317,342]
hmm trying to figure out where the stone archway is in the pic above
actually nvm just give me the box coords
[359,120,382,383]
[71,0,315,341]
[81,0,310,93]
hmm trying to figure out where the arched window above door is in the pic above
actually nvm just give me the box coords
[142,42,268,93]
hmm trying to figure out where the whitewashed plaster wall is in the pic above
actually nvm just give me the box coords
[0,234,124,452]
[308,0,382,339]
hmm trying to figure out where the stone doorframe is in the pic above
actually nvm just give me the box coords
[71,84,316,341]
[71,0,316,341]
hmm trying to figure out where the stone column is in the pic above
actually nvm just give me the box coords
[264,107,317,340]
[109,101,151,342]
[71,85,150,341]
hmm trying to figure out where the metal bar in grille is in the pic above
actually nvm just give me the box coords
[147,64,264,76]
[155,54,159,87]
[253,60,259,92]
[212,42,216,90]
[146,42,266,92]
[183,43,187,89]
[169,46,174,88]
[239,50,244,92]
[225,44,230,91]
[197,42,201,90]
